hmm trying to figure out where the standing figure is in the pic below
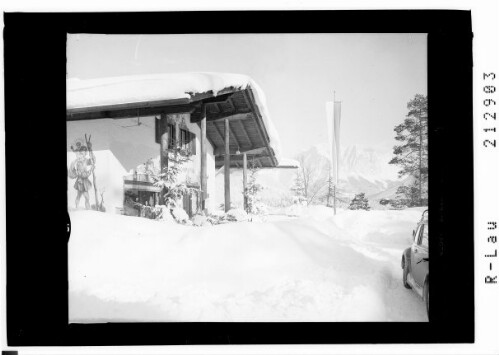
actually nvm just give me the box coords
[69,140,95,209]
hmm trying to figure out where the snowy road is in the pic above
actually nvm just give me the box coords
[69,207,428,322]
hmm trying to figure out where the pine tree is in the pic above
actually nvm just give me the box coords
[324,162,342,208]
[291,170,307,203]
[348,192,370,211]
[326,173,333,207]
[389,94,428,206]
[390,180,421,209]
[151,146,198,208]
[245,160,264,214]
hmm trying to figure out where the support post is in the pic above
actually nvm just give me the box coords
[333,184,337,216]
[224,118,231,212]
[200,105,208,213]
[243,152,248,212]
[159,115,169,205]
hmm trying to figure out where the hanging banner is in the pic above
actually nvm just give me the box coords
[326,101,341,185]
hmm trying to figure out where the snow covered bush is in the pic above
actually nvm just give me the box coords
[348,193,371,211]
[389,198,408,210]
[155,205,175,223]
[210,210,226,218]
[171,207,189,224]
[225,208,249,222]
[192,214,211,227]
[379,198,390,206]
[206,210,227,225]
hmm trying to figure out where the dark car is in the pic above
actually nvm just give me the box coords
[401,210,429,317]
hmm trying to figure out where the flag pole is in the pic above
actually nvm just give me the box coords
[333,91,336,215]
[327,91,340,216]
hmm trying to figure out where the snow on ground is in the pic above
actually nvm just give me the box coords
[69,207,428,322]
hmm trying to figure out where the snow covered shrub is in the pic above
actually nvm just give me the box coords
[348,193,371,211]
[379,198,390,206]
[225,208,248,222]
[155,205,175,223]
[206,210,226,225]
[389,198,408,210]
[171,207,189,224]
[192,214,210,227]
[210,210,226,218]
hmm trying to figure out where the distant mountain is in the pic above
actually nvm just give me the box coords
[215,144,408,209]
[307,143,404,200]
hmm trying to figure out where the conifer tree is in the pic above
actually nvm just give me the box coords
[291,170,307,203]
[348,192,370,211]
[389,94,428,206]
[151,145,197,208]
[245,160,264,214]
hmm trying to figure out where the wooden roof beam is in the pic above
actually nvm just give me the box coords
[211,102,221,114]
[209,121,225,144]
[213,146,267,157]
[228,123,242,151]
[191,111,252,123]
[226,97,236,112]
[209,112,252,123]
[67,104,195,121]
[238,119,254,147]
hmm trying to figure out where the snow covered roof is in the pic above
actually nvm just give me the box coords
[68,72,252,110]
[67,72,282,166]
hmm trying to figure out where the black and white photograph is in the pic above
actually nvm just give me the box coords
[3,5,484,351]
[66,33,429,323]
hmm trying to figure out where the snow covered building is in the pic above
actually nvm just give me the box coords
[66,73,281,215]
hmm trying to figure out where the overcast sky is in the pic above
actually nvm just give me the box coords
[68,33,427,159]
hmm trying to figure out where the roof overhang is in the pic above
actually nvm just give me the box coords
[67,76,279,168]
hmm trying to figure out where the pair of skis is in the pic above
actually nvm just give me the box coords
[84,134,102,211]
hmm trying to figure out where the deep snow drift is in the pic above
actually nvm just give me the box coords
[69,207,428,322]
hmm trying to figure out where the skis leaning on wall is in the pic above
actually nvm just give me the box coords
[84,134,102,211]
